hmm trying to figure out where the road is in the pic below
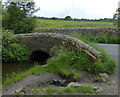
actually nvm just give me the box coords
[94,43,119,95]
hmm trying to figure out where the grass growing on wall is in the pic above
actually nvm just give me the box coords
[35,19,117,29]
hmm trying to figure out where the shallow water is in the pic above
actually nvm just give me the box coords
[2,61,34,81]
[2,50,50,81]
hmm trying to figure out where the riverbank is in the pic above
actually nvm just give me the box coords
[2,43,119,95]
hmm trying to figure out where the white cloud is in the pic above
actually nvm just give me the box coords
[2,0,119,18]
[34,0,119,19]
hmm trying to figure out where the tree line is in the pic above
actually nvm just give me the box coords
[37,16,117,22]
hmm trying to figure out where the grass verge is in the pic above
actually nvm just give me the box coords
[70,33,120,44]
[70,34,116,74]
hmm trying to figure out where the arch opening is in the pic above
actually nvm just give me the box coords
[31,50,50,65]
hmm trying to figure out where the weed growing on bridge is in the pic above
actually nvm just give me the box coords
[46,48,116,75]
[69,35,116,74]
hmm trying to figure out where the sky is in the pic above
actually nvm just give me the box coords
[34,0,119,19]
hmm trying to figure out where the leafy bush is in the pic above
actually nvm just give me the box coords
[2,30,31,62]
[10,17,36,34]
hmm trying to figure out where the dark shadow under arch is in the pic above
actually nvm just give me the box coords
[31,50,50,65]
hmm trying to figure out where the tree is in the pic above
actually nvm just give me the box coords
[64,16,72,20]
[113,7,120,27]
[2,1,39,34]
[51,17,58,20]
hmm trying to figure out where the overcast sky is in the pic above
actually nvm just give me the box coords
[34,0,119,19]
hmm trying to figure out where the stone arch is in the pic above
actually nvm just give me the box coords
[16,33,101,60]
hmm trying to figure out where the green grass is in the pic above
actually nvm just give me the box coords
[61,86,95,94]
[3,65,44,87]
[15,85,95,95]
[70,33,120,44]
[35,19,117,29]
[70,35,116,74]
[45,85,95,95]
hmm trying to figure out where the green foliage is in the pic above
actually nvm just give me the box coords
[117,19,120,28]
[70,35,116,74]
[61,86,95,94]
[47,48,116,75]
[46,50,72,72]
[94,76,103,82]
[2,30,31,62]
[113,8,120,27]
[44,85,95,95]
[2,30,17,46]
[59,69,81,80]
[93,51,116,74]
[45,87,57,95]
[71,33,120,44]
[2,2,39,34]
[64,16,72,20]
[94,76,108,82]
[10,17,36,34]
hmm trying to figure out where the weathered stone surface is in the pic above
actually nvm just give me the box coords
[16,33,101,59]
[50,79,66,86]
[99,73,110,82]
[33,28,120,35]
[67,82,82,87]
[96,87,104,93]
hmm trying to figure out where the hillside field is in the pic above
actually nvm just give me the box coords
[35,19,117,29]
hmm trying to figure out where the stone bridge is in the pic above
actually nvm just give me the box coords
[16,33,101,60]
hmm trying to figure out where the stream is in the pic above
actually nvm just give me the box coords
[2,61,34,81]
[2,50,51,81]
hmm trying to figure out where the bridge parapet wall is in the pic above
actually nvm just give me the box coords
[33,28,119,35]
[16,33,101,60]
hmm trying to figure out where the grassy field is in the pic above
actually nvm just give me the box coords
[35,19,117,29]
